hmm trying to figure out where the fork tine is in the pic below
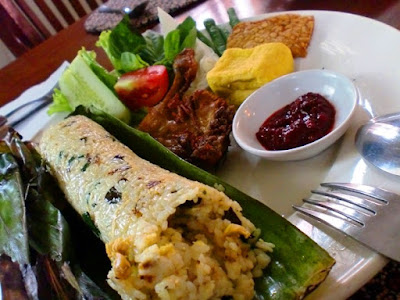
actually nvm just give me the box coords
[295,183,400,262]
[321,182,393,204]
[293,205,359,232]
[311,189,378,212]
[303,198,366,226]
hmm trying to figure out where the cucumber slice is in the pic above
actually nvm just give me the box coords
[59,54,131,124]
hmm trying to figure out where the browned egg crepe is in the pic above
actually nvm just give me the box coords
[38,115,274,300]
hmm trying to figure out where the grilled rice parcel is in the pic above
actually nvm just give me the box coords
[38,115,274,300]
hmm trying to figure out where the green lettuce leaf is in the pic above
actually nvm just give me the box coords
[80,49,118,91]
[140,31,165,65]
[96,31,119,69]
[120,52,149,73]
[48,89,72,115]
[96,16,146,72]
[161,17,197,67]
[176,16,197,45]
[108,16,146,58]
[181,27,197,49]
[49,52,131,123]
[97,16,197,72]
[163,29,181,63]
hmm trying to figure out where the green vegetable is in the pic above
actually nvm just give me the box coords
[96,16,146,72]
[218,25,230,41]
[96,31,118,68]
[204,18,226,56]
[0,145,29,265]
[71,265,116,300]
[108,16,146,56]
[181,26,197,51]
[227,7,240,28]
[80,49,118,91]
[129,107,148,127]
[120,52,149,73]
[140,31,165,65]
[48,89,72,115]
[97,16,197,72]
[27,192,71,262]
[163,29,181,63]
[0,130,114,299]
[158,16,197,67]
[196,30,216,51]
[49,50,131,123]
[197,9,241,56]
[74,106,335,300]
[175,17,198,49]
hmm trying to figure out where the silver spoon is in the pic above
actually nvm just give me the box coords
[97,1,148,19]
[355,112,400,176]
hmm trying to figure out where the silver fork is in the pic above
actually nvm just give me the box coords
[293,182,400,262]
[0,84,57,128]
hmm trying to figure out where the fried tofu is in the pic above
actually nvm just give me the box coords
[227,14,314,58]
[207,42,294,106]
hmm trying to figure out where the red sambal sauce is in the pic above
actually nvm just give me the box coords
[256,92,336,150]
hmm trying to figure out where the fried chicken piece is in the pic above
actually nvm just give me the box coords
[138,49,236,169]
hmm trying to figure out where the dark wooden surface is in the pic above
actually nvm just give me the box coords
[0,0,106,57]
[1,0,400,105]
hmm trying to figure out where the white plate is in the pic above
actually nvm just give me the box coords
[2,10,399,299]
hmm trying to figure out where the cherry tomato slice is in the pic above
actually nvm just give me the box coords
[114,65,169,110]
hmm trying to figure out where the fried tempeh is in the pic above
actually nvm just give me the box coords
[227,14,314,58]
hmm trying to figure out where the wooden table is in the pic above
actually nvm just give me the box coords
[1,0,400,105]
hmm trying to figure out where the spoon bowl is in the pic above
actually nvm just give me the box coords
[355,112,400,176]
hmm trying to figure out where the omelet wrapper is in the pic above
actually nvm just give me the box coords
[39,115,273,300]
[207,42,294,106]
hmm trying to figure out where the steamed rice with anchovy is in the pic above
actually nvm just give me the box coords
[39,115,274,299]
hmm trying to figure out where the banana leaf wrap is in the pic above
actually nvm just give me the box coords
[0,130,115,300]
[73,106,335,299]
[0,144,29,265]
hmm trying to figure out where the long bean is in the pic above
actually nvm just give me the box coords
[204,18,226,56]
[218,25,230,41]
[196,30,217,52]
[227,7,240,28]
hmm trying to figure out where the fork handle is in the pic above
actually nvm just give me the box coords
[5,84,56,119]
[9,99,52,127]
[5,98,50,119]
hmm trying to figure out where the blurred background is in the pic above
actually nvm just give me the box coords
[0,0,105,68]
[1,0,398,69]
